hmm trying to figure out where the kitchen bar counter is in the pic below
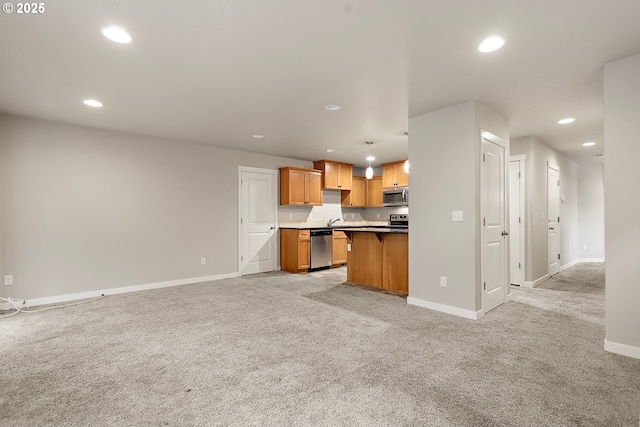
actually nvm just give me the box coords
[278,224,389,230]
[333,227,408,234]
[341,229,408,294]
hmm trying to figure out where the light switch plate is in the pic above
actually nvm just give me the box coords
[452,211,463,222]
[4,275,13,286]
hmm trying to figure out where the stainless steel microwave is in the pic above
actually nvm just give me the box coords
[382,187,409,207]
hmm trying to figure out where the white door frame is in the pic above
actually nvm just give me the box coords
[237,166,278,275]
[509,155,526,286]
[547,163,560,276]
[480,129,510,314]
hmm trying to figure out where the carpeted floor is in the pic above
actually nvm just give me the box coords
[0,262,638,426]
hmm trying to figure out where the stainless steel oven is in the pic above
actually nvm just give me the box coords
[383,187,409,207]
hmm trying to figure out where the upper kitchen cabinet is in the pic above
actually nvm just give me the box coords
[366,175,383,207]
[279,167,323,206]
[313,160,353,190]
[341,176,366,207]
[381,160,409,189]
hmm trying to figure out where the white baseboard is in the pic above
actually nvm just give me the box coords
[578,257,605,263]
[407,296,483,320]
[0,272,240,310]
[604,339,640,360]
[523,274,549,288]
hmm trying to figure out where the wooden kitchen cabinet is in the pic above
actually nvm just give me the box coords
[366,175,383,207]
[346,232,383,288]
[381,160,409,189]
[280,167,323,206]
[345,231,408,294]
[382,233,408,293]
[280,228,310,273]
[332,230,348,266]
[313,160,353,190]
[341,176,366,207]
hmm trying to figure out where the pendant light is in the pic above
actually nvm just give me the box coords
[403,131,409,174]
[365,141,374,179]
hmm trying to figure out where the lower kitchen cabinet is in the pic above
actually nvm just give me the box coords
[382,234,408,293]
[332,230,348,266]
[346,232,383,287]
[280,229,310,273]
[345,231,408,293]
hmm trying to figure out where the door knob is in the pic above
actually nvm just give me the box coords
[501,231,509,236]
[270,226,275,230]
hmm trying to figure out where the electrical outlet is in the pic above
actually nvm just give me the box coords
[440,276,447,287]
[289,213,293,220]
[351,214,355,219]
[452,211,463,222]
[200,258,206,265]
[376,214,380,219]
[4,275,13,286]
[583,244,588,250]
[541,211,545,219]
[347,244,351,252]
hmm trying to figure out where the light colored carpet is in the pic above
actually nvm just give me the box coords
[0,263,638,426]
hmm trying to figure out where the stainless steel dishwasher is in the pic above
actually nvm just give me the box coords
[309,228,333,271]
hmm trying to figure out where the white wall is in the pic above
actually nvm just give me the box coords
[277,190,366,226]
[603,53,640,358]
[510,136,579,283]
[577,163,605,259]
[0,114,311,301]
[408,101,508,317]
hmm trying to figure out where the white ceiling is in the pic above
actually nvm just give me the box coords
[2,0,640,167]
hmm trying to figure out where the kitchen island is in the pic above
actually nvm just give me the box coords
[335,227,408,294]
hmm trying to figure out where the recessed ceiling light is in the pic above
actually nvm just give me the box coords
[324,104,342,111]
[101,26,133,44]
[83,99,103,108]
[252,134,265,139]
[582,142,596,147]
[366,155,375,161]
[326,149,335,153]
[558,118,575,124]
[478,36,505,53]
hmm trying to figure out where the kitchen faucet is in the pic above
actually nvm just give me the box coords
[327,218,340,226]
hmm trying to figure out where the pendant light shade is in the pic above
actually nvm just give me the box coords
[365,141,374,180]
[365,166,373,179]
[404,159,410,174]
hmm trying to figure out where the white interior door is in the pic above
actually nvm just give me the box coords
[239,167,277,275]
[481,132,508,313]
[509,158,524,286]
[547,163,560,276]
